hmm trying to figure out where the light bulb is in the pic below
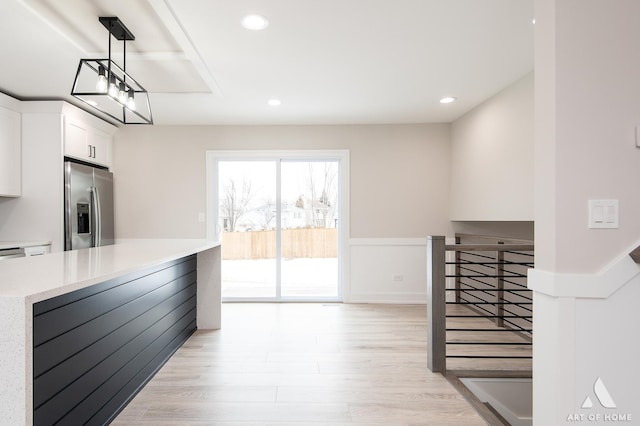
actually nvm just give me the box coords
[96,66,107,93]
[108,75,118,98]
[118,83,128,104]
[127,91,136,111]
[241,14,269,30]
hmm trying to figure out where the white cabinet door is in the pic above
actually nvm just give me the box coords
[64,120,90,160]
[64,118,112,168]
[0,106,21,197]
[88,128,111,167]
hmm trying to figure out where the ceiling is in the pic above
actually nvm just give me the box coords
[0,0,534,126]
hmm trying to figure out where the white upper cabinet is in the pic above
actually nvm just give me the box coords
[64,121,88,159]
[0,105,21,197]
[64,117,112,167]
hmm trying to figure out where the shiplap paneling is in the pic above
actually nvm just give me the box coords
[33,255,197,426]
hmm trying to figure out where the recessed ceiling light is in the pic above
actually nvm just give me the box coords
[531,18,536,24]
[241,14,269,31]
[440,96,456,104]
[268,98,281,107]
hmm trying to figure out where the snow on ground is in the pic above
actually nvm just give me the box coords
[222,258,338,298]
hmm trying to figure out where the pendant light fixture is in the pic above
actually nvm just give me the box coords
[71,17,153,125]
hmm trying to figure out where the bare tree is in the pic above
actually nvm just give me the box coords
[303,162,338,228]
[220,178,255,231]
[257,198,276,230]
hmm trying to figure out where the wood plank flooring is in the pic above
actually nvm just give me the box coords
[113,303,488,425]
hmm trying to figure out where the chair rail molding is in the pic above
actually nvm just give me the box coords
[528,241,640,299]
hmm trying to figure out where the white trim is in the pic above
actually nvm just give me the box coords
[208,150,349,161]
[346,292,427,304]
[349,238,427,246]
[148,0,224,97]
[528,242,640,299]
[205,150,350,302]
[19,0,87,53]
[275,158,282,299]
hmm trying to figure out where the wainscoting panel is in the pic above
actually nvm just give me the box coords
[348,238,428,304]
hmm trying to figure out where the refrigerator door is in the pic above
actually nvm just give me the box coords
[93,168,114,247]
[64,162,94,250]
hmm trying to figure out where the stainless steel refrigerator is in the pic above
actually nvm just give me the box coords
[64,161,114,250]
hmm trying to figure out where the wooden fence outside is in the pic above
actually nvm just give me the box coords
[222,228,338,260]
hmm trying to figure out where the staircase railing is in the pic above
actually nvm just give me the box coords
[427,236,534,373]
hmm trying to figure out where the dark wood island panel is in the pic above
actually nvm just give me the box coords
[32,255,198,425]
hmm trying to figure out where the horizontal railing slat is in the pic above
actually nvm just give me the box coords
[428,236,534,372]
[445,244,534,252]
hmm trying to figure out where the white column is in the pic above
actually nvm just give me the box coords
[197,245,222,329]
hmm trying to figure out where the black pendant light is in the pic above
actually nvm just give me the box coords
[71,17,153,125]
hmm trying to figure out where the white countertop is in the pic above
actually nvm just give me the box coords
[0,238,222,425]
[0,239,220,303]
[0,241,51,250]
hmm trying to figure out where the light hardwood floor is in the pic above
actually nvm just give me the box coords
[113,303,488,425]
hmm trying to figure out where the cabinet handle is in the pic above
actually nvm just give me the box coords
[92,145,96,158]
[88,145,92,158]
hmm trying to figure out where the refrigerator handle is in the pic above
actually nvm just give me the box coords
[64,163,72,250]
[92,186,102,247]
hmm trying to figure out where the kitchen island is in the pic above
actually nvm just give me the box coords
[0,239,221,426]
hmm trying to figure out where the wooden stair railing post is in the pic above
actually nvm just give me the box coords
[427,236,446,373]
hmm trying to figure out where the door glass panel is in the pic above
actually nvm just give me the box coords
[219,161,276,298]
[280,161,339,298]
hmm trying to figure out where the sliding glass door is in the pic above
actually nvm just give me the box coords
[280,160,339,298]
[218,160,277,298]
[208,151,347,302]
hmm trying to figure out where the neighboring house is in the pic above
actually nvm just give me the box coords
[225,195,336,232]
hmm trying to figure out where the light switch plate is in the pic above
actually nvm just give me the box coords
[589,199,619,229]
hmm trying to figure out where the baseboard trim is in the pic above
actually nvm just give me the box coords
[346,294,427,304]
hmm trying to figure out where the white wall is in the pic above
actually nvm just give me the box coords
[452,221,534,241]
[450,73,534,221]
[113,124,453,239]
[536,2,640,273]
[113,124,454,303]
[531,0,640,424]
